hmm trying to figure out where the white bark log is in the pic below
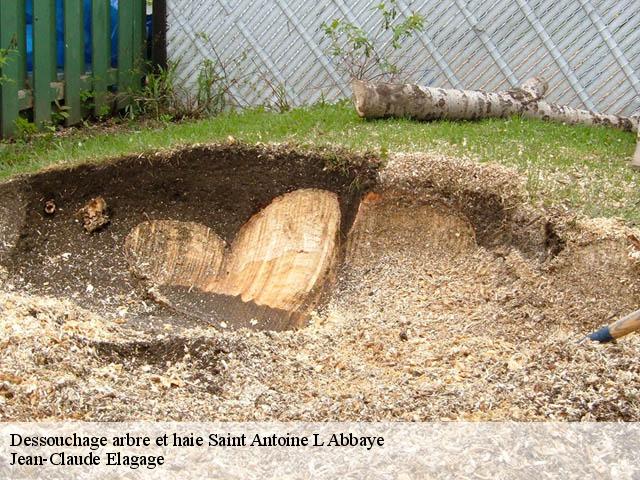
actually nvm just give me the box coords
[521,100,638,131]
[352,79,639,133]
[507,76,548,103]
[352,79,541,122]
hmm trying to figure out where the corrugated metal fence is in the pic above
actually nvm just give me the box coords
[167,0,640,115]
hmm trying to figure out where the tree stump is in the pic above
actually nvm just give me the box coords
[124,189,341,330]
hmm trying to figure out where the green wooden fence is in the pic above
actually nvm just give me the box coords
[0,0,147,138]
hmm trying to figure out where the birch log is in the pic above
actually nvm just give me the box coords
[352,79,639,133]
[521,101,638,131]
[351,78,549,121]
[506,76,549,103]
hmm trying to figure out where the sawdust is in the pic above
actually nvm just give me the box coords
[1,147,639,421]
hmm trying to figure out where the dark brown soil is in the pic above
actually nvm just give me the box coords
[0,144,377,331]
[152,286,303,331]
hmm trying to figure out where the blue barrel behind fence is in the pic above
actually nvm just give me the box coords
[25,0,150,72]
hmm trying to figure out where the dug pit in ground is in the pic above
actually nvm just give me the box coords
[0,144,376,331]
[1,147,640,422]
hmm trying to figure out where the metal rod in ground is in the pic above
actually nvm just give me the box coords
[588,308,640,343]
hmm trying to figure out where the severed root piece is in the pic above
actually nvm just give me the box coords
[44,199,56,215]
[124,220,226,289]
[77,196,110,233]
[210,188,341,313]
[123,189,341,330]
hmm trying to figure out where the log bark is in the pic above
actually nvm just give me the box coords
[507,76,548,103]
[521,100,638,132]
[352,79,639,133]
[352,78,543,121]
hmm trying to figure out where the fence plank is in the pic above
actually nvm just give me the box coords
[0,1,21,137]
[118,0,134,101]
[64,0,84,125]
[49,2,56,81]
[16,69,117,112]
[132,0,146,86]
[151,0,167,70]
[91,0,110,116]
[16,0,26,89]
[32,0,55,127]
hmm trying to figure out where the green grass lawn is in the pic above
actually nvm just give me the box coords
[1,101,637,223]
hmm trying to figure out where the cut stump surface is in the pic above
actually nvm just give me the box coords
[123,189,341,330]
[124,220,226,289]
